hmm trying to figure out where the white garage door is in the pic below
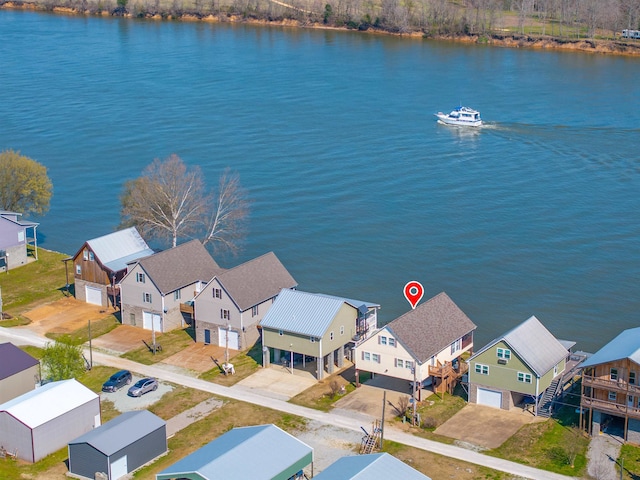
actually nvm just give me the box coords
[85,286,102,306]
[477,388,502,409]
[110,455,128,480]
[143,311,162,332]
[219,328,239,350]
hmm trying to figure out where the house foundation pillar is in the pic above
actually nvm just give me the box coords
[337,345,345,368]
[327,353,335,374]
[317,355,324,380]
[274,348,281,364]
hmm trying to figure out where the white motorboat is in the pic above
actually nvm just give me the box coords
[435,106,482,127]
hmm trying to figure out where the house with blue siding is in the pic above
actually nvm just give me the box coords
[0,210,38,272]
[314,453,431,480]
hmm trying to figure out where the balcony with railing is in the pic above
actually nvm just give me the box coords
[180,300,194,315]
[582,375,640,396]
[582,397,640,418]
[429,359,469,379]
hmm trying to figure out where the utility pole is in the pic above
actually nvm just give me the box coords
[412,365,417,426]
[380,390,386,449]
[88,319,93,369]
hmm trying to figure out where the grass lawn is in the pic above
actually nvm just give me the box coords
[199,341,262,386]
[289,367,364,411]
[0,249,69,316]
[619,444,640,479]
[45,312,120,345]
[121,327,195,365]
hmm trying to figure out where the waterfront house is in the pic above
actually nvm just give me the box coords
[120,240,222,333]
[155,424,313,480]
[356,292,476,396]
[580,326,640,444]
[260,289,379,380]
[193,251,297,350]
[468,315,570,415]
[0,342,39,403]
[0,379,100,463]
[0,210,38,272]
[71,227,154,307]
[68,410,167,480]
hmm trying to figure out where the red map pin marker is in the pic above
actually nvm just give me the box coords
[404,281,424,310]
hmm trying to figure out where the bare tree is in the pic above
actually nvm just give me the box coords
[121,155,206,248]
[121,155,249,254]
[202,168,250,255]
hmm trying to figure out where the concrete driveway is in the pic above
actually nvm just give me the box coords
[434,403,542,449]
[162,342,231,373]
[233,364,318,401]
[334,374,432,419]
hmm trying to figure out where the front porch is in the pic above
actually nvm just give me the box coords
[264,344,350,380]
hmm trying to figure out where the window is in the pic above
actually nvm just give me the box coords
[362,351,371,361]
[517,372,532,383]
[252,305,259,317]
[396,358,404,368]
[83,249,88,260]
[174,290,181,301]
[143,292,152,303]
[340,325,344,335]
[380,336,387,345]
[497,348,511,359]
[136,272,145,284]
[372,353,381,364]
[278,330,284,336]
[213,288,221,299]
[88,251,94,261]
[388,337,396,347]
[17,231,25,242]
[310,337,315,343]
[611,368,618,381]
[330,331,334,341]
[75,264,81,275]
[475,364,489,375]
[608,391,617,402]
[405,361,414,370]
[221,309,230,320]
[630,372,636,385]
[451,339,461,355]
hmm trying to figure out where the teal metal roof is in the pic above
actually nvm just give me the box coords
[313,453,431,480]
[155,424,313,480]
[582,326,640,368]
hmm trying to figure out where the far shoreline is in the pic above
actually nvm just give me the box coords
[3,0,640,57]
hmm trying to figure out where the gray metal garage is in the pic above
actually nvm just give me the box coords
[68,410,167,480]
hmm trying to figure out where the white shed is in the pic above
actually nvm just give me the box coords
[0,379,100,462]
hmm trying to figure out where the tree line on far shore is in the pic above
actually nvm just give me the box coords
[12,0,640,42]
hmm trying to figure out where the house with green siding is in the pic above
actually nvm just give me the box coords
[260,289,379,380]
[468,315,570,415]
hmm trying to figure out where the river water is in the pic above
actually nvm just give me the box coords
[1,11,639,351]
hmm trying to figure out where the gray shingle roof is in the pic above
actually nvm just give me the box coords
[259,289,347,338]
[581,326,640,368]
[214,252,297,311]
[470,315,568,377]
[69,410,165,456]
[135,240,222,294]
[156,424,312,480]
[0,342,39,381]
[82,227,154,273]
[386,292,476,363]
[313,453,431,480]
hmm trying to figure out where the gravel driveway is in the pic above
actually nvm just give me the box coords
[100,375,174,412]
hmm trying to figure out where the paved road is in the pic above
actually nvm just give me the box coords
[1,326,576,480]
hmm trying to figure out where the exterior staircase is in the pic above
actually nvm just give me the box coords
[537,377,561,417]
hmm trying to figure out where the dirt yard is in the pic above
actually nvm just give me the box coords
[21,296,112,335]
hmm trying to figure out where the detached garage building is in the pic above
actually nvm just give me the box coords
[156,424,313,480]
[69,410,167,480]
[0,379,100,462]
[0,342,39,403]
